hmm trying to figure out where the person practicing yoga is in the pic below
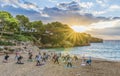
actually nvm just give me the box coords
[66,55,72,67]
[3,53,9,63]
[16,55,24,64]
[35,53,42,66]
[86,56,92,66]
[28,52,33,62]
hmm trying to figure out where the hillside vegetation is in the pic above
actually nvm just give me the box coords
[0,11,103,48]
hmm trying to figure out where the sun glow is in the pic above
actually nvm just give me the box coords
[71,26,90,32]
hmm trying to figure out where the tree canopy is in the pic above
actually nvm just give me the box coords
[0,11,103,47]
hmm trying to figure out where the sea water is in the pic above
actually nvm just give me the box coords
[41,40,120,61]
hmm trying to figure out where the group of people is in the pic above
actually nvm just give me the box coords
[2,50,92,67]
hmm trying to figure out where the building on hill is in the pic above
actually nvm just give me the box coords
[20,26,37,32]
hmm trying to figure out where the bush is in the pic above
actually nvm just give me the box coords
[59,40,73,48]
[0,41,15,46]
[15,35,33,41]
[2,34,33,42]
[0,48,3,51]
[9,49,15,52]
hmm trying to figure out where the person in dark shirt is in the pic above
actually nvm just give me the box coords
[3,53,9,63]
[28,52,33,62]
[54,54,59,64]
[16,55,24,64]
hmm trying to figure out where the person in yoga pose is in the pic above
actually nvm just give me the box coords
[16,55,24,64]
[3,53,9,63]
[35,53,42,66]
[28,52,33,62]
[66,55,72,67]
[86,56,92,66]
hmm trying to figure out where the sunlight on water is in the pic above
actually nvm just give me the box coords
[41,40,120,61]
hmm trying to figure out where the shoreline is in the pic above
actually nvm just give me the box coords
[40,49,120,62]
[1,45,120,62]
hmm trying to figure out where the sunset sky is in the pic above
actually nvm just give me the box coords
[0,0,120,40]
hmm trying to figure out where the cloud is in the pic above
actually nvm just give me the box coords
[109,5,120,11]
[91,35,120,40]
[79,2,94,9]
[86,20,120,39]
[89,20,120,29]
[43,7,99,25]
[57,1,82,11]
[1,0,31,9]
[96,0,108,7]
[49,0,57,3]
[0,0,120,25]
[92,11,107,15]
[0,0,18,8]
[91,4,120,16]
[57,1,94,12]
[42,1,120,26]
[0,0,49,17]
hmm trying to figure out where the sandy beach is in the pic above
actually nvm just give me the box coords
[0,51,120,76]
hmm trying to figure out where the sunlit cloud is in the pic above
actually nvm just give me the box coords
[70,20,120,33]
[70,25,90,32]
[69,20,120,40]
[85,20,120,40]
[89,20,120,29]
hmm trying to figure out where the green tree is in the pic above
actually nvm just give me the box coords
[41,22,69,47]
[30,20,44,33]
[0,11,18,37]
[16,15,29,34]
[5,18,18,32]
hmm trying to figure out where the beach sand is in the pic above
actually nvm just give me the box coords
[0,52,120,76]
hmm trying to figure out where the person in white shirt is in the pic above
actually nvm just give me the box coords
[35,53,41,66]
[66,55,72,67]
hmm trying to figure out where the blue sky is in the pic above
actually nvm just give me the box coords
[0,0,120,40]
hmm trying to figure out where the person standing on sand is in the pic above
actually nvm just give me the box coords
[28,51,33,62]
[66,55,72,67]
[52,53,56,63]
[42,52,47,62]
[15,50,19,60]
[74,55,78,61]
[61,55,67,63]
[53,54,59,64]
[35,53,42,66]
[81,55,86,66]
[3,52,9,63]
